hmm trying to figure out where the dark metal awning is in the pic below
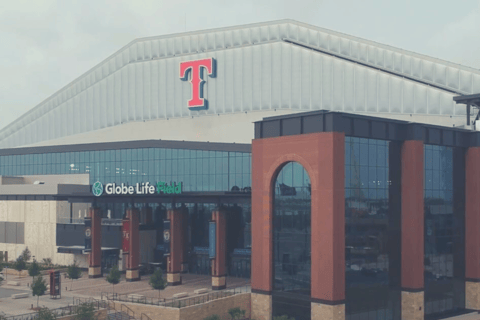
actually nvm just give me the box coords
[453,93,480,125]
[57,246,120,255]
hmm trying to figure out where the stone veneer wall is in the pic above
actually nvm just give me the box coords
[0,200,78,266]
[180,292,251,320]
[110,301,180,320]
[56,309,107,320]
[401,291,424,320]
[110,293,251,320]
[251,293,272,320]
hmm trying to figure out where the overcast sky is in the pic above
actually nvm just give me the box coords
[0,0,479,131]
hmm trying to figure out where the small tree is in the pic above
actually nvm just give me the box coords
[37,307,57,320]
[29,259,41,282]
[42,258,53,269]
[105,265,120,295]
[228,307,246,319]
[66,260,82,290]
[32,275,47,308]
[14,256,26,272]
[21,247,31,263]
[74,302,96,320]
[148,268,167,300]
[273,316,295,320]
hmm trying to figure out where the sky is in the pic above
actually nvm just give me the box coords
[0,0,479,131]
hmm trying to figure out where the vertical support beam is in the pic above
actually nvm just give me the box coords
[88,207,102,278]
[311,132,345,320]
[465,147,480,309]
[180,206,189,274]
[211,208,227,290]
[125,207,140,282]
[251,138,273,320]
[167,208,182,286]
[401,140,424,320]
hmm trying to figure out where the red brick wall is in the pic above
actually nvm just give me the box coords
[251,132,345,302]
[212,209,227,276]
[126,208,140,271]
[401,140,424,289]
[89,207,102,268]
[466,147,480,280]
[167,209,182,274]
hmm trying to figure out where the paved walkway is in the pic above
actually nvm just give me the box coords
[0,272,250,316]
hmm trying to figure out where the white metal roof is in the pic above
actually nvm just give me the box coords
[1,19,479,148]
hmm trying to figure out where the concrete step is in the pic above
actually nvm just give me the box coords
[442,312,480,320]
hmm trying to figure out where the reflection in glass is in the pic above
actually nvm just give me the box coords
[345,137,401,320]
[424,145,465,316]
[272,162,311,320]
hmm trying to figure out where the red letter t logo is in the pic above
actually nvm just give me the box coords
[179,58,216,110]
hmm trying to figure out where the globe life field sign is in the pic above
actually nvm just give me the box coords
[92,181,182,196]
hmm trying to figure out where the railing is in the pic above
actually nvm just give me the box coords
[121,304,136,320]
[102,218,123,226]
[102,285,251,309]
[141,313,152,320]
[57,218,123,225]
[4,299,107,320]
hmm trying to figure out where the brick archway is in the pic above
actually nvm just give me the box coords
[251,132,346,320]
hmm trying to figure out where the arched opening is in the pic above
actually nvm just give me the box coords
[272,161,311,320]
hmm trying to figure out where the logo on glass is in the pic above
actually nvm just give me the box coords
[92,181,104,197]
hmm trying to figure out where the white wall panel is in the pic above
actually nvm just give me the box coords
[261,45,272,111]
[366,69,377,112]
[344,62,355,112]
[378,73,389,113]
[403,81,414,114]
[354,66,366,112]
[428,88,440,115]
[291,46,302,109]
[460,71,472,93]
[332,59,344,111]
[390,77,402,113]
[414,85,428,114]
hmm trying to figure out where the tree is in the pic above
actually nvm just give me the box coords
[105,265,120,295]
[28,259,41,283]
[228,307,246,319]
[14,256,26,272]
[148,268,167,300]
[66,260,82,290]
[21,247,31,263]
[42,258,53,269]
[74,302,97,320]
[203,316,220,320]
[37,307,57,320]
[273,316,295,320]
[32,275,47,308]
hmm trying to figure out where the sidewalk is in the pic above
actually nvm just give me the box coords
[0,273,250,316]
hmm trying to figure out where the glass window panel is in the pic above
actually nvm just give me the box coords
[131,149,138,161]
[202,151,210,158]
[142,148,149,161]
[360,143,368,166]
[202,158,209,175]
[165,149,172,159]
[160,148,166,159]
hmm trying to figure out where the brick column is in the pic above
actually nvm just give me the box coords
[88,207,102,278]
[125,207,140,282]
[251,137,273,320]
[211,208,227,290]
[180,206,189,274]
[400,140,424,320]
[167,208,182,286]
[466,147,480,309]
[310,132,345,320]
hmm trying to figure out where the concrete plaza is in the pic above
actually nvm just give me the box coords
[0,272,250,316]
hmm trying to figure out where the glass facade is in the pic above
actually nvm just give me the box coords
[0,148,251,192]
[424,145,465,316]
[272,162,311,320]
[345,137,401,320]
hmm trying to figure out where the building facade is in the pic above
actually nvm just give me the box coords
[0,20,480,320]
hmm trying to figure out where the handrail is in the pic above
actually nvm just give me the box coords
[101,284,251,309]
[121,304,136,319]
[141,313,152,320]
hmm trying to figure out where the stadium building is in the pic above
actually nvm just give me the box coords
[0,20,480,320]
